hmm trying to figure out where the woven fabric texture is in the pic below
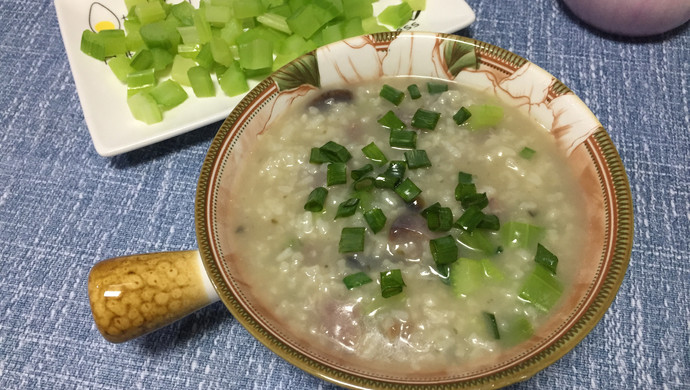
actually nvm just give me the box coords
[0,0,688,388]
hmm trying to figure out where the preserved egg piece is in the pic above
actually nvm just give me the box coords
[387,212,430,261]
[308,89,354,110]
[318,301,362,351]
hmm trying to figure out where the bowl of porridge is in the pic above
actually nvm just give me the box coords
[88,31,633,389]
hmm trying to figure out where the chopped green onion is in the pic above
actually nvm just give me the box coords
[458,171,473,184]
[361,142,388,165]
[375,160,406,189]
[343,272,373,289]
[351,164,374,180]
[477,214,500,231]
[309,147,329,164]
[335,197,360,219]
[320,141,352,163]
[424,206,453,232]
[407,83,421,99]
[429,235,458,266]
[326,162,347,186]
[339,227,366,253]
[460,192,489,209]
[411,108,441,130]
[519,147,537,160]
[500,221,545,250]
[453,106,472,125]
[363,208,387,234]
[404,149,432,169]
[454,182,477,202]
[518,264,563,312]
[421,202,441,217]
[379,84,405,105]
[456,229,495,255]
[427,82,448,94]
[304,187,328,212]
[389,128,417,149]
[377,110,406,130]
[534,243,559,274]
[353,176,375,191]
[483,312,501,340]
[380,269,406,298]
[394,178,422,203]
[351,190,373,211]
[454,206,485,232]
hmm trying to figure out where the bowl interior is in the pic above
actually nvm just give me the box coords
[196,32,633,388]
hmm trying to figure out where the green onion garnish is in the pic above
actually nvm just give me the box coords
[455,206,485,232]
[343,272,373,289]
[377,110,407,130]
[363,208,387,234]
[454,182,477,201]
[425,206,453,232]
[458,171,473,184]
[477,214,500,231]
[390,128,417,149]
[335,197,360,219]
[380,269,405,298]
[379,84,405,105]
[460,192,489,209]
[309,147,329,164]
[519,147,536,160]
[339,227,365,253]
[353,176,375,191]
[404,149,432,169]
[534,243,559,274]
[319,141,352,163]
[429,235,458,266]
[304,187,328,212]
[411,108,441,130]
[407,83,421,99]
[327,162,347,186]
[421,202,442,217]
[394,178,422,203]
[375,160,406,188]
[361,142,389,165]
[351,164,374,180]
[483,312,501,340]
[427,82,448,94]
[453,106,472,125]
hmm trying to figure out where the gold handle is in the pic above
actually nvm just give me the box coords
[87,250,219,343]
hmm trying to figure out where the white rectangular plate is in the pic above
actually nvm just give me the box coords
[55,0,475,156]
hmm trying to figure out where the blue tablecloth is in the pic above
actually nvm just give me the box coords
[1,0,688,388]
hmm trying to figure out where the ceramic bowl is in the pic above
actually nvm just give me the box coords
[88,32,633,389]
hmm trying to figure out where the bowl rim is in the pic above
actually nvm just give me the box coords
[195,31,634,389]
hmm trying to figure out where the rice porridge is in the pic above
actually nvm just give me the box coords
[224,77,587,372]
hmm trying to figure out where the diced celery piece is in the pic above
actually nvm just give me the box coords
[107,54,134,82]
[171,1,196,26]
[135,1,167,25]
[499,314,534,346]
[457,229,495,256]
[194,11,213,44]
[124,20,145,52]
[140,21,180,50]
[500,221,545,250]
[269,4,292,17]
[170,55,197,86]
[195,43,216,69]
[148,79,188,109]
[218,61,249,96]
[127,92,162,124]
[518,264,564,312]
[343,0,373,19]
[342,17,364,38]
[288,0,309,12]
[150,48,174,71]
[165,12,182,29]
[238,38,273,70]
[480,258,505,281]
[404,0,426,10]
[362,16,389,33]
[450,258,484,297]
[177,43,201,58]
[466,104,504,130]
[219,19,244,45]
[273,34,314,69]
[233,0,266,18]
[205,5,232,26]
[287,3,337,38]
[127,68,156,91]
[130,49,153,70]
[188,66,216,97]
[80,30,106,61]
[315,0,343,16]
[256,12,292,34]
[99,29,127,57]
[124,0,147,11]
[210,37,234,66]
[319,23,343,45]
[177,25,200,44]
[378,2,413,29]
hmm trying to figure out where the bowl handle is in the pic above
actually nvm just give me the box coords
[87,250,220,343]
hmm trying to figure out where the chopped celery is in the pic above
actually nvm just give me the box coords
[518,264,564,312]
[188,66,216,97]
[148,79,188,109]
[99,29,127,57]
[139,21,179,50]
[195,43,216,69]
[238,38,273,70]
[210,37,234,66]
[342,18,364,38]
[256,12,292,34]
[205,5,232,26]
[80,30,106,61]
[177,43,201,58]
[130,49,153,70]
[287,3,336,38]
[219,19,244,45]
[467,104,504,130]
[171,1,196,26]
[234,0,266,18]
[449,258,484,296]
[457,229,495,256]
[404,0,426,10]
[150,48,174,71]
[170,55,197,86]
[499,314,534,346]
[319,23,343,45]
[343,0,373,19]
[194,10,213,44]
[480,258,504,281]
[500,221,545,250]
[378,2,413,29]
[218,61,249,96]
[135,0,167,24]
[127,92,162,124]
[124,20,145,52]
[127,68,156,90]
[362,17,389,33]
[107,54,134,83]
[177,25,200,45]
